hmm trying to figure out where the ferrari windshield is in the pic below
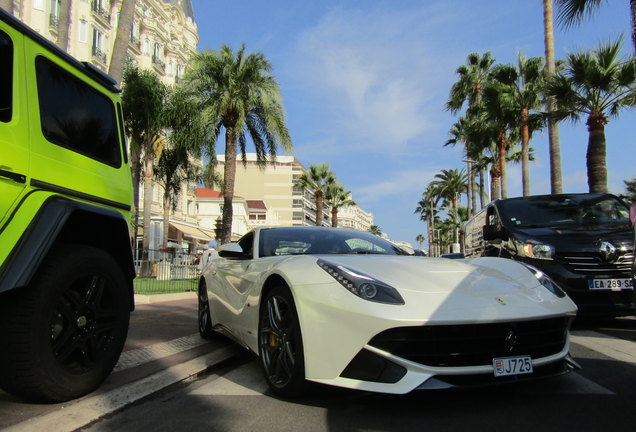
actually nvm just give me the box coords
[498,194,630,229]
[258,227,410,257]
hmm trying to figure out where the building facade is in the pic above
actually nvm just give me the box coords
[6,0,198,86]
[215,154,374,231]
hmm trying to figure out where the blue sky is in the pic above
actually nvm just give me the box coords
[190,0,635,248]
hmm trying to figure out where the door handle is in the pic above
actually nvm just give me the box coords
[0,169,27,184]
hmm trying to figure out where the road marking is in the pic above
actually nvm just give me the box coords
[114,333,208,372]
[571,330,636,365]
[4,346,241,432]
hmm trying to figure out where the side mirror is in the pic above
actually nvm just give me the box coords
[218,243,249,259]
[630,203,636,229]
[483,224,508,241]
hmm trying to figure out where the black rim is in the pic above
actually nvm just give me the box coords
[50,274,119,373]
[259,294,298,388]
[199,285,210,333]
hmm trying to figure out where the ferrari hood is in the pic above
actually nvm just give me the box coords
[315,255,533,294]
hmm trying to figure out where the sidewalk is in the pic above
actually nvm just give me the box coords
[0,296,239,431]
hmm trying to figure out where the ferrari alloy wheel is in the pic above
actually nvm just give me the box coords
[258,286,307,397]
[198,280,216,339]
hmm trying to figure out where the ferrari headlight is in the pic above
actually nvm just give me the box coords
[518,241,555,260]
[317,259,405,305]
[520,263,566,298]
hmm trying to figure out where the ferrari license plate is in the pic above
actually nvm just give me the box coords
[588,278,633,290]
[493,356,533,377]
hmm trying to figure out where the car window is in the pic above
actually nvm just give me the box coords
[35,56,121,167]
[238,231,254,258]
[258,227,409,257]
[0,30,12,123]
[499,195,629,228]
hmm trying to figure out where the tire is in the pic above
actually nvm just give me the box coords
[0,244,130,402]
[258,285,308,398]
[198,279,216,339]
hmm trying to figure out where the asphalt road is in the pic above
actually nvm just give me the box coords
[1,296,635,432]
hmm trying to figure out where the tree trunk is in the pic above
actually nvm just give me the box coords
[520,107,531,196]
[56,0,72,52]
[108,0,136,84]
[130,144,142,245]
[315,191,324,226]
[497,129,508,199]
[631,0,636,58]
[543,0,563,194]
[221,127,238,244]
[140,150,155,276]
[0,1,13,14]
[162,193,171,248]
[331,207,337,227]
[586,111,608,193]
[490,167,501,201]
[479,168,486,208]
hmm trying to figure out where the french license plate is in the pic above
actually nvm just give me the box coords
[493,355,533,377]
[587,278,633,290]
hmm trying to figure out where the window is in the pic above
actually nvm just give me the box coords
[143,38,150,55]
[35,56,121,167]
[78,20,88,43]
[238,232,254,258]
[0,30,13,123]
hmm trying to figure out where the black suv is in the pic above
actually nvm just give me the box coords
[464,193,634,317]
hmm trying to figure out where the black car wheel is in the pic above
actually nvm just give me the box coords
[0,245,130,402]
[198,279,216,339]
[258,285,307,397]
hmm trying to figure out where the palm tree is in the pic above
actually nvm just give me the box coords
[415,234,425,250]
[415,184,441,256]
[447,52,495,215]
[548,39,636,193]
[325,183,356,227]
[555,0,636,57]
[490,54,545,196]
[183,45,292,243]
[368,225,383,236]
[121,66,168,272]
[295,164,336,227]
[430,169,467,214]
[56,0,72,52]
[108,0,136,84]
[155,88,207,247]
[543,0,564,194]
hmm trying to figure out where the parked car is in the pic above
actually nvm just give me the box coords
[464,193,634,317]
[0,9,135,402]
[198,226,578,397]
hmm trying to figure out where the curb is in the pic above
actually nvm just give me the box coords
[4,345,241,432]
[134,292,197,304]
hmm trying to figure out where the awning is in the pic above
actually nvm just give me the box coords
[170,222,214,241]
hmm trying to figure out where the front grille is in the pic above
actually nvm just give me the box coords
[368,317,570,367]
[557,251,634,274]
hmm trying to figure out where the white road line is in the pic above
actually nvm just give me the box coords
[114,333,207,372]
[4,346,241,432]
[571,330,636,365]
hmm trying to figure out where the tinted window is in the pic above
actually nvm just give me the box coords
[498,195,630,228]
[0,30,12,123]
[35,56,121,167]
[258,227,409,257]
[238,231,254,258]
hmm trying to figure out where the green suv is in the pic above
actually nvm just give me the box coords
[0,9,135,402]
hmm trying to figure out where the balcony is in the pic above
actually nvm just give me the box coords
[92,46,107,65]
[91,1,111,27]
[152,54,165,74]
[129,35,141,54]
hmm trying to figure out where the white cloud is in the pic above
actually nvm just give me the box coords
[354,169,438,203]
[288,5,453,154]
